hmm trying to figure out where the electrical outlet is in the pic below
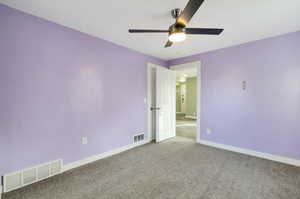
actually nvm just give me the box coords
[206,128,212,135]
[81,137,88,145]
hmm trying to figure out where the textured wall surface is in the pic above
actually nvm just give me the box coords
[0,4,166,176]
[169,31,300,160]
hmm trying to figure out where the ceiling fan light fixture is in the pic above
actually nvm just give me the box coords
[129,0,224,48]
[169,32,186,43]
[179,76,186,82]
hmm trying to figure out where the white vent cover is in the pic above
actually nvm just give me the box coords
[4,172,22,192]
[37,164,50,180]
[3,159,62,193]
[23,168,36,185]
[133,133,144,143]
[50,160,62,175]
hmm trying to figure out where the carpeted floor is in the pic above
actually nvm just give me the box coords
[3,137,300,199]
[176,119,196,140]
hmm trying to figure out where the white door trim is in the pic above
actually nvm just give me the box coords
[147,63,153,142]
[147,63,166,142]
[169,61,201,143]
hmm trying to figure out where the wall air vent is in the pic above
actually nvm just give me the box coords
[3,171,22,193]
[23,168,36,185]
[133,133,145,143]
[50,160,62,176]
[3,159,62,193]
[37,163,50,180]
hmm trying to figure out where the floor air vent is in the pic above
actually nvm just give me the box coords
[133,133,144,143]
[3,159,62,193]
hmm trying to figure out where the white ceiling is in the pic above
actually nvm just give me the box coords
[1,0,300,60]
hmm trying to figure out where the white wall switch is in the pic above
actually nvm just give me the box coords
[144,98,147,104]
[206,128,212,135]
[82,137,88,145]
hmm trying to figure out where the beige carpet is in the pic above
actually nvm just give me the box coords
[176,119,197,140]
[3,137,300,199]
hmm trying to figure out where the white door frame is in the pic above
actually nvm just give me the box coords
[147,62,167,142]
[169,61,201,143]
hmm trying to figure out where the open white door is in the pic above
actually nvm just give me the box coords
[155,67,176,142]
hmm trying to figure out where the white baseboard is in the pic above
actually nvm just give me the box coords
[63,140,150,172]
[199,140,300,167]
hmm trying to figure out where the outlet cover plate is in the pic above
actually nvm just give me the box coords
[82,137,88,145]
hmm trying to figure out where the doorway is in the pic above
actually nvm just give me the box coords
[170,62,199,142]
[147,62,200,143]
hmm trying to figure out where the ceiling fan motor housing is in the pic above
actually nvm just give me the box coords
[171,8,181,19]
[169,24,186,35]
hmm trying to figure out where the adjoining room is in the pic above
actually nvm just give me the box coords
[173,63,198,141]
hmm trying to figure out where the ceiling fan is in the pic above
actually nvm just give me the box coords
[128,0,224,48]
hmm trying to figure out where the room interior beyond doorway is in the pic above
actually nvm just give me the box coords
[171,63,199,141]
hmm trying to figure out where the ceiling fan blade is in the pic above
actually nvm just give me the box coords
[186,28,224,35]
[129,29,168,33]
[176,0,205,26]
[164,40,173,48]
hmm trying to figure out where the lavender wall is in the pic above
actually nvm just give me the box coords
[0,4,166,176]
[1,3,299,179]
[169,31,300,160]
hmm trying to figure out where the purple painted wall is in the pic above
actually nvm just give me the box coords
[0,4,166,176]
[1,3,299,179]
[168,31,300,160]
